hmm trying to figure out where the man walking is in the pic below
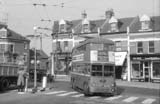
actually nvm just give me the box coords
[17,57,26,94]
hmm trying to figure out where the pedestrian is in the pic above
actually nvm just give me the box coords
[17,61,26,94]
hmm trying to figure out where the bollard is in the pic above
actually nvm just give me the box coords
[24,78,28,92]
[41,76,47,91]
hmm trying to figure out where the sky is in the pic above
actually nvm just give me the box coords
[0,0,160,55]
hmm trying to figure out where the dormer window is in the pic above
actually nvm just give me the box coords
[139,15,151,31]
[59,19,66,33]
[0,28,7,38]
[82,19,90,33]
[108,17,118,32]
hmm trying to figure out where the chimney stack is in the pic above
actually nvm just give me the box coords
[105,9,114,20]
[81,10,87,19]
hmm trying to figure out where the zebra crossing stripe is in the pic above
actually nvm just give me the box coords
[89,96,101,99]
[71,94,84,98]
[104,95,122,101]
[142,98,156,104]
[45,91,67,95]
[56,92,78,96]
[123,97,138,103]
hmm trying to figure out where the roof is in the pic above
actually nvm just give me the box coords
[0,25,30,42]
[30,49,48,59]
[52,15,160,35]
[73,37,114,50]
[7,29,30,41]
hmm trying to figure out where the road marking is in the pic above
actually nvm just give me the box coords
[123,96,138,103]
[56,92,78,96]
[142,98,156,104]
[88,96,101,99]
[71,94,84,98]
[104,95,122,101]
[45,91,67,95]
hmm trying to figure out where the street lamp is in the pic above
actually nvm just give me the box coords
[33,26,38,90]
[51,33,55,78]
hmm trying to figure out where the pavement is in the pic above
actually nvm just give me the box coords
[54,75,160,90]
[23,74,159,93]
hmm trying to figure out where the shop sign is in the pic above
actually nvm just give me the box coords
[115,52,127,66]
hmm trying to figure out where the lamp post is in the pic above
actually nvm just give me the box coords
[33,26,38,89]
[127,26,131,81]
[51,33,55,77]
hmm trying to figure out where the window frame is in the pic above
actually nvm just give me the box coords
[115,41,122,51]
[137,42,143,54]
[110,23,118,32]
[148,41,154,53]
[59,24,66,33]
[141,21,150,30]
[82,24,90,33]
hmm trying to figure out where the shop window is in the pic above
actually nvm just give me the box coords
[137,42,143,53]
[132,62,143,78]
[149,41,154,53]
[152,62,160,78]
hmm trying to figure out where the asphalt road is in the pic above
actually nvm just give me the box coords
[0,81,159,104]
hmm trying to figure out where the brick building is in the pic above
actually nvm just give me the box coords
[0,24,30,69]
[52,10,160,82]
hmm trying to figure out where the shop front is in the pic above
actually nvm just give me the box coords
[131,54,160,82]
[55,52,71,75]
[115,52,127,79]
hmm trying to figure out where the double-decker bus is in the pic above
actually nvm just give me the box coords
[70,37,117,96]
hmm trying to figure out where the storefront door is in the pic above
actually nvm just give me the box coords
[143,61,151,82]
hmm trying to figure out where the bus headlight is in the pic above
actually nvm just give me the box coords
[111,82,116,87]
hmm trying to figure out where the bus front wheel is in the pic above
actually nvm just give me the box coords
[83,83,91,96]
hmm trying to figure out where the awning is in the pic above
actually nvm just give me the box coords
[115,52,127,66]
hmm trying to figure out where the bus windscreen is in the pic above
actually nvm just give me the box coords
[91,65,102,76]
[104,65,114,77]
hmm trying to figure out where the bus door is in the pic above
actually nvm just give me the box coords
[91,64,104,87]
